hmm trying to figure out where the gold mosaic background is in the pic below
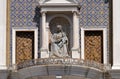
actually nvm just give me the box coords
[16,31,34,64]
[85,31,103,63]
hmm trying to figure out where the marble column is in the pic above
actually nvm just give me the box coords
[112,0,120,69]
[40,11,49,58]
[72,11,80,58]
[0,0,7,69]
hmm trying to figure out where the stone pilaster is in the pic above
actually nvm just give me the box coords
[112,0,120,69]
[40,11,49,58]
[72,11,80,58]
[0,0,7,69]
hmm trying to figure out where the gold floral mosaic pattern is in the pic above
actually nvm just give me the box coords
[85,31,103,63]
[16,31,34,64]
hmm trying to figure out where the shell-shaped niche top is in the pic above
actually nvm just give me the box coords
[39,0,79,4]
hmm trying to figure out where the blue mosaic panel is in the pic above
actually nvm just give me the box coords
[10,0,39,27]
[10,0,109,27]
[79,0,109,27]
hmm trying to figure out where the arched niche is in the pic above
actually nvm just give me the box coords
[49,17,72,55]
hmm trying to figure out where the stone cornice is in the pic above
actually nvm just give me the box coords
[39,3,79,7]
[39,0,79,4]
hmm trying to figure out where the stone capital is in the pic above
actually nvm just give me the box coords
[73,11,80,16]
[41,11,47,14]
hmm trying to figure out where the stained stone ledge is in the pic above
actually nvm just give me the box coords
[16,58,110,71]
[0,70,10,79]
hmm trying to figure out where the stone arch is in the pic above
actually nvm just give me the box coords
[11,65,105,79]
[48,14,72,26]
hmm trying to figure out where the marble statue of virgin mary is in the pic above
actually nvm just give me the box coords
[49,25,69,58]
